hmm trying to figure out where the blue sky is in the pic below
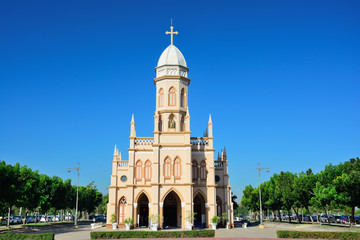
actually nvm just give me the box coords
[1,0,359,199]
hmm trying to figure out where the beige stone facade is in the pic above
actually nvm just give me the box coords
[106,27,233,229]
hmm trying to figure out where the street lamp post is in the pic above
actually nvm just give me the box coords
[257,162,269,228]
[68,162,80,228]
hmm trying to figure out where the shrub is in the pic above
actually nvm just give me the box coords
[124,217,134,226]
[0,232,54,240]
[149,214,160,225]
[211,216,220,224]
[90,230,215,239]
[277,230,360,240]
[110,213,116,224]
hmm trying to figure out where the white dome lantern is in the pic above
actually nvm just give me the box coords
[155,26,188,78]
[157,44,187,68]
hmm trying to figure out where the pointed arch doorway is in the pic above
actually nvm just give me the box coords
[163,191,181,228]
[193,193,206,228]
[137,193,149,227]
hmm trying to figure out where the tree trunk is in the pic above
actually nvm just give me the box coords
[325,208,330,225]
[293,208,301,223]
[279,210,282,222]
[316,211,319,223]
[288,210,291,223]
[24,208,29,225]
[7,206,11,227]
[271,211,274,221]
[351,205,355,227]
[307,207,314,224]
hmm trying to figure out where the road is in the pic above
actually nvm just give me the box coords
[1,221,360,239]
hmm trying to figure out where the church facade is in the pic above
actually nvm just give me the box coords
[107,26,233,229]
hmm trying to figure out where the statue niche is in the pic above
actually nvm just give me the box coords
[168,115,176,129]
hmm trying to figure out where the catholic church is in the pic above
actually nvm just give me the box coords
[107,25,233,229]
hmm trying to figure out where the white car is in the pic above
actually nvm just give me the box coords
[40,216,47,223]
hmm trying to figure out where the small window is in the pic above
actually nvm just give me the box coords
[215,175,220,182]
[121,175,127,182]
[192,162,198,180]
[180,88,185,107]
[164,157,171,178]
[200,161,206,180]
[168,87,176,106]
[174,158,181,178]
[159,88,164,107]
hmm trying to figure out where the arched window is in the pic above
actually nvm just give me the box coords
[180,88,185,107]
[200,161,207,180]
[136,160,142,180]
[180,115,185,131]
[159,88,164,107]
[174,157,181,178]
[164,157,171,178]
[168,114,176,129]
[119,197,127,223]
[168,87,176,106]
[158,115,163,131]
[192,161,198,180]
[216,196,222,217]
[145,160,152,180]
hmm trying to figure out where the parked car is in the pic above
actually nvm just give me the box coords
[340,215,349,224]
[25,216,35,223]
[40,216,47,223]
[354,216,360,224]
[95,215,105,222]
[4,217,13,224]
[13,216,22,224]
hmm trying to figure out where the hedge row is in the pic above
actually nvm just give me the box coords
[0,233,54,240]
[91,230,215,239]
[277,230,360,240]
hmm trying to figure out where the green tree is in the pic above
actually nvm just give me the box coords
[277,171,297,223]
[293,169,317,223]
[265,174,283,221]
[333,157,360,226]
[0,162,22,226]
[310,182,338,223]
[17,165,41,224]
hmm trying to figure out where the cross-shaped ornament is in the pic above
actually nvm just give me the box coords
[166,26,178,45]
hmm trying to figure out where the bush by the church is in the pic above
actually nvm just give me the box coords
[277,230,360,240]
[90,229,215,239]
[0,232,54,240]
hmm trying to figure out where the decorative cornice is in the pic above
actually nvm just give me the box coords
[192,151,214,155]
[133,151,153,154]
[153,131,191,134]
[159,146,192,150]
[128,148,154,152]
[152,144,192,148]
[157,109,187,114]
[154,75,190,85]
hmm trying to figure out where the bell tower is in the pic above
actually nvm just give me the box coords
[153,25,190,134]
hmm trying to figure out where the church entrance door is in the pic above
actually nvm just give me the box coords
[137,193,149,227]
[193,193,206,228]
[163,191,181,228]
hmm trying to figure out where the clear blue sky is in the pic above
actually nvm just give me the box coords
[1,0,359,199]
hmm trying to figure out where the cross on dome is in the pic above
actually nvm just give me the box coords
[166,26,178,45]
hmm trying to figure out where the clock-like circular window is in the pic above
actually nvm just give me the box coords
[215,175,220,182]
[121,175,127,182]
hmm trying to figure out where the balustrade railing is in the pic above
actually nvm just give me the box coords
[135,137,154,146]
[190,138,209,146]
[214,161,224,168]
[118,161,129,167]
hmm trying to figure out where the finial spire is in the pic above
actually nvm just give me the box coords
[208,114,212,124]
[166,25,178,45]
[130,114,136,137]
[113,144,118,156]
